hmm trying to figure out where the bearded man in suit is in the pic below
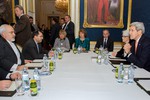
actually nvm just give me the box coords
[0,25,26,79]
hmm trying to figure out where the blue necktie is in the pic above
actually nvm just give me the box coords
[36,43,39,53]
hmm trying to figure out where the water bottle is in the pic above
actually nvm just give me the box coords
[99,45,103,53]
[33,68,41,90]
[128,63,135,83]
[54,50,58,60]
[101,53,105,64]
[49,59,55,72]
[78,45,81,54]
[117,63,124,83]
[22,68,30,91]
[43,54,48,70]
[57,47,61,53]
[104,53,108,65]
[97,54,102,64]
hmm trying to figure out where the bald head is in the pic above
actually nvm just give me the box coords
[0,24,15,42]
[103,29,110,38]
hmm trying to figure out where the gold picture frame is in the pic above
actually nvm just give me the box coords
[0,0,15,23]
[127,0,132,29]
[83,0,124,28]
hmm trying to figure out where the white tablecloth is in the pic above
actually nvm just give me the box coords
[1,51,150,100]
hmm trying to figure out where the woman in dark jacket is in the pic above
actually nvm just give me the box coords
[112,30,132,59]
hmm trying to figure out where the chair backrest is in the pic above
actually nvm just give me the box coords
[113,42,124,52]
[90,41,124,52]
[90,41,96,51]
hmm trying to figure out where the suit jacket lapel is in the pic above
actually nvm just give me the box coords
[2,38,18,60]
[65,21,70,30]
[136,35,144,56]
[14,43,22,56]
[3,38,16,54]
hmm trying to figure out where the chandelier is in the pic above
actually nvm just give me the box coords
[55,0,68,13]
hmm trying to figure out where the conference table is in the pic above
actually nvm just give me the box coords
[1,51,150,100]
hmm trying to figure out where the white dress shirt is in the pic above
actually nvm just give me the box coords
[63,21,70,30]
[7,40,21,71]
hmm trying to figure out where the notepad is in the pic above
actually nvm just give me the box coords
[109,58,126,61]
[137,80,150,91]
[0,82,16,97]
[91,57,97,62]
[25,63,43,69]
[111,64,130,68]
[33,59,43,63]
[109,59,130,65]
[33,59,51,63]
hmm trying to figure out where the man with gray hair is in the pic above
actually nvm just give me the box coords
[0,25,25,78]
[124,22,150,72]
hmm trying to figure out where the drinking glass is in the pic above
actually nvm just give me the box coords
[124,67,128,79]
[15,78,24,96]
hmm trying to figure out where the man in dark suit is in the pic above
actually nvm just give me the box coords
[95,29,114,51]
[50,17,61,47]
[0,25,25,79]
[14,5,31,47]
[63,15,75,49]
[22,31,50,60]
[60,18,65,29]
[29,16,39,32]
[124,22,150,72]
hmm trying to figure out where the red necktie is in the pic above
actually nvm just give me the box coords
[135,41,138,53]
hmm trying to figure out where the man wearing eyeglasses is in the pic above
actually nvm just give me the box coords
[0,24,27,79]
[112,30,132,58]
